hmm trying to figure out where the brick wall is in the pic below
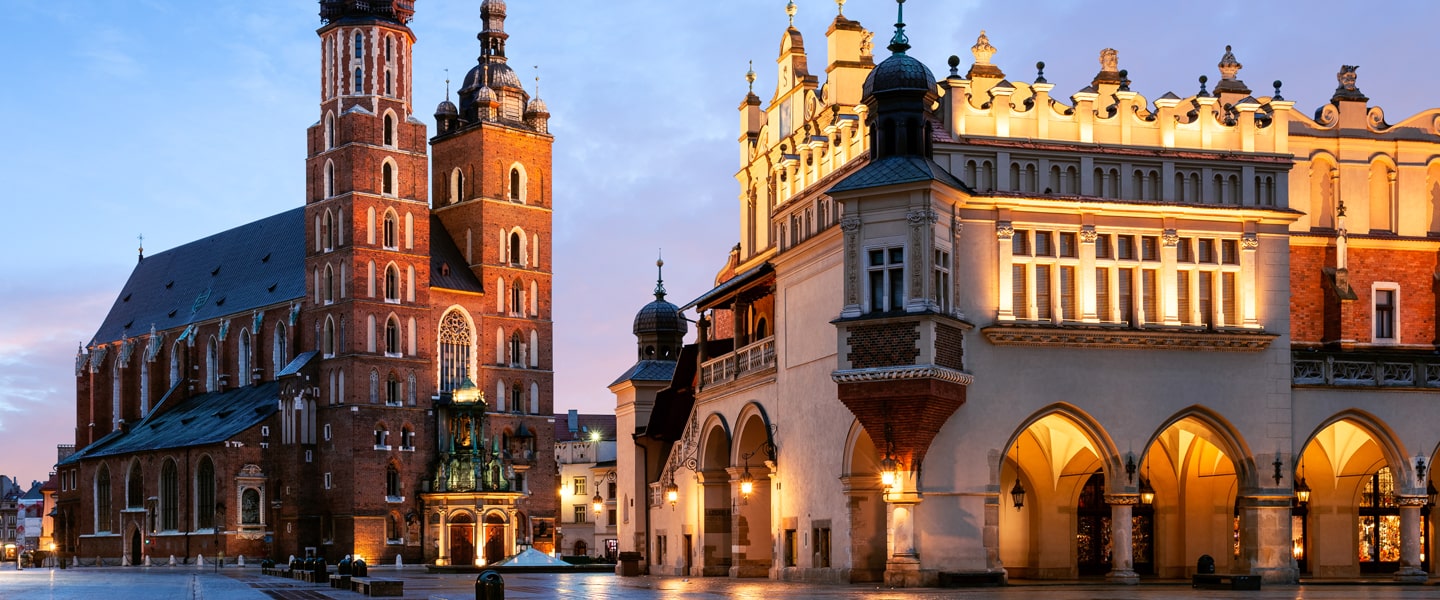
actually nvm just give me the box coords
[935,324,965,371]
[846,322,919,369]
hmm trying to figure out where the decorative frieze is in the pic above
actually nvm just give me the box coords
[831,364,974,386]
[982,325,1276,351]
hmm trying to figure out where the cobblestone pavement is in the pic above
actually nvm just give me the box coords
[10,564,1440,600]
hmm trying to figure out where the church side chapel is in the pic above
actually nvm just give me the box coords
[57,0,558,568]
[615,0,1440,587]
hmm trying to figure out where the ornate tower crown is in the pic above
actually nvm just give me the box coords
[319,0,415,24]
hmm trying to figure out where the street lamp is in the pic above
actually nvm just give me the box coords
[664,482,678,509]
[739,469,755,498]
[592,492,604,515]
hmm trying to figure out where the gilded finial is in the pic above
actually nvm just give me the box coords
[836,0,845,16]
[786,0,797,27]
[444,68,450,98]
[655,250,667,299]
[747,60,756,93]
[533,65,541,98]
[138,233,144,262]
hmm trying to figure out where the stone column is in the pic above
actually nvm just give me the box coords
[1395,496,1428,583]
[1237,495,1298,584]
[1105,494,1139,584]
[883,470,931,587]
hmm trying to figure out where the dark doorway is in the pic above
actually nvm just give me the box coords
[1077,472,1154,576]
[448,513,475,566]
[483,513,506,564]
[130,529,142,566]
[683,534,693,576]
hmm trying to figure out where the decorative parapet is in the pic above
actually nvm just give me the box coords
[831,364,973,386]
[982,324,1276,351]
[1293,352,1440,389]
[699,336,776,389]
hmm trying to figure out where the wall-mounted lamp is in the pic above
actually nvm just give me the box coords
[664,482,678,509]
[1295,455,1311,505]
[1272,454,1284,486]
[1417,456,1428,485]
[739,469,755,498]
[880,456,899,487]
[1125,454,1136,483]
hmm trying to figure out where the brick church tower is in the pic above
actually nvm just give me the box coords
[295,0,434,559]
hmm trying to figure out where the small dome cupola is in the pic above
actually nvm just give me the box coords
[632,258,687,361]
[860,0,939,160]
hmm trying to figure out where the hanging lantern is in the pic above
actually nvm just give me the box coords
[592,492,604,514]
[1139,478,1155,505]
[880,456,898,487]
[1294,477,1312,505]
[1010,477,1026,510]
[739,468,755,498]
[664,482,679,508]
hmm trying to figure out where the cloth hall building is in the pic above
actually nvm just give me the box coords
[614,2,1440,587]
[58,0,558,567]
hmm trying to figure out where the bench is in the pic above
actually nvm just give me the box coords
[329,574,352,589]
[1192,573,1261,590]
[351,577,404,597]
[261,568,289,577]
[294,568,329,584]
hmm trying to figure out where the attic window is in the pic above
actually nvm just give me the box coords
[212,266,221,276]
[261,253,271,263]
[268,282,278,293]
[168,310,178,318]
[124,320,133,329]
[165,281,174,289]
[123,293,132,302]
[215,297,225,306]
[216,409,233,419]
[181,417,195,425]
[441,264,450,276]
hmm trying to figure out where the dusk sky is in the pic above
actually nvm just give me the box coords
[4,0,1438,486]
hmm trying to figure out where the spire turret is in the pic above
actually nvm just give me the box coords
[632,255,686,361]
[860,0,937,160]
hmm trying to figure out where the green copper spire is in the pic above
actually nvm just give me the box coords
[888,0,910,54]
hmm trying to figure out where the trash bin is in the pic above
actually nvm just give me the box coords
[476,569,504,600]
[1197,554,1216,574]
[617,552,642,577]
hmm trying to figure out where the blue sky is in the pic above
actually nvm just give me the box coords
[3,0,1438,485]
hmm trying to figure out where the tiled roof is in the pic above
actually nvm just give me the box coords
[59,381,279,465]
[608,359,678,387]
[91,208,306,346]
[827,155,970,195]
[429,216,485,293]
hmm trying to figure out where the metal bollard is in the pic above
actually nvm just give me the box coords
[1196,554,1216,574]
[476,569,504,600]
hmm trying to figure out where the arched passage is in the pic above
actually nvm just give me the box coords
[841,420,886,582]
[696,414,732,576]
[731,405,774,577]
[1294,412,1423,578]
[998,404,1119,580]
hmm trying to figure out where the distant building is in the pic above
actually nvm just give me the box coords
[616,1,1440,587]
[553,410,618,560]
[58,0,558,566]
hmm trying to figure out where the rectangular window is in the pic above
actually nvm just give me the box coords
[1221,239,1239,265]
[573,504,588,524]
[1375,288,1397,341]
[1034,264,1052,321]
[1116,235,1135,260]
[1198,239,1216,263]
[1117,268,1134,324]
[932,249,951,312]
[784,529,798,567]
[1059,266,1076,321]
[1199,271,1215,328]
[1012,265,1028,320]
[573,477,587,496]
[1095,234,1112,259]
[1096,268,1111,322]
[1058,232,1077,258]
[324,473,332,489]
[1177,271,1191,325]
[1012,230,1030,256]
[1034,231,1054,257]
[1141,269,1158,324]
[867,247,905,313]
[1141,236,1159,261]
[1177,238,1193,263]
[1223,272,1239,326]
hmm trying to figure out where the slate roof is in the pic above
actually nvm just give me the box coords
[608,359,678,387]
[429,216,485,293]
[554,413,618,442]
[827,155,970,195]
[91,208,306,346]
[59,381,279,465]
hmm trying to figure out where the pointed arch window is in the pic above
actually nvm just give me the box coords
[170,342,181,388]
[450,169,464,204]
[511,279,523,316]
[439,310,472,393]
[241,489,260,525]
[354,32,364,59]
[510,167,522,201]
[384,264,400,302]
[385,316,401,357]
[324,113,335,150]
[196,456,216,530]
[95,464,112,533]
[385,372,401,406]
[324,264,335,303]
[324,160,335,198]
[384,113,395,147]
[160,459,178,531]
[206,337,219,392]
[382,161,395,196]
[509,232,522,266]
[509,330,523,367]
[512,382,524,414]
[323,317,337,358]
[273,322,288,376]
[354,67,363,94]
[383,212,398,249]
[237,329,251,386]
[386,464,401,498]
